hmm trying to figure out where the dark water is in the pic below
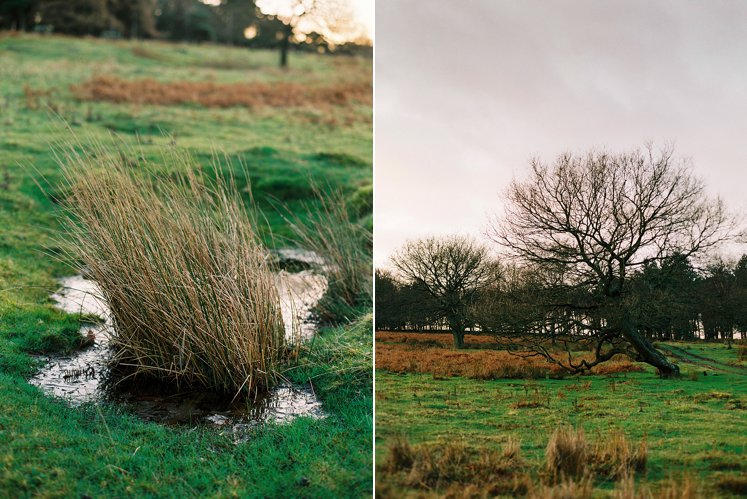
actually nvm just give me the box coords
[29,262,327,434]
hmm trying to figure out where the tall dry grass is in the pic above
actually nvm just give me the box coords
[56,141,285,395]
[528,476,594,499]
[375,333,644,380]
[285,187,372,323]
[380,436,530,496]
[71,75,372,110]
[545,426,647,482]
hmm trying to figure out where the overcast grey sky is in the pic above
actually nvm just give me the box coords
[375,0,747,267]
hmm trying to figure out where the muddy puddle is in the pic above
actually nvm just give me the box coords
[30,254,328,435]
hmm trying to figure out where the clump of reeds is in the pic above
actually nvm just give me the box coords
[380,435,528,495]
[545,426,647,482]
[546,426,589,480]
[594,431,647,479]
[56,141,285,395]
[285,187,372,323]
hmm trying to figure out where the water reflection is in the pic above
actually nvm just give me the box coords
[29,254,327,431]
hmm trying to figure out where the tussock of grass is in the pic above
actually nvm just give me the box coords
[380,436,529,496]
[57,142,285,395]
[649,475,699,499]
[545,426,647,482]
[545,426,589,480]
[612,474,702,499]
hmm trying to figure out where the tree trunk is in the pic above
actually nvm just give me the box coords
[622,317,680,377]
[279,24,292,68]
[449,315,466,349]
[452,330,465,349]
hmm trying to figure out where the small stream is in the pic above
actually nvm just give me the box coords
[29,251,328,436]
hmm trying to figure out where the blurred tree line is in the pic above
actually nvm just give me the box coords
[0,0,371,58]
[376,253,747,343]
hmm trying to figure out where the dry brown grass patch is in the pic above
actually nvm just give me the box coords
[71,75,372,110]
[376,331,503,347]
[376,332,644,379]
[376,341,561,379]
[528,476,594,499]
[652,475,700,499]
[380,436,529,497]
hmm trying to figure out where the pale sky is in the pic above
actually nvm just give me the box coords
[375,0,747,268]
[255,0,374,43]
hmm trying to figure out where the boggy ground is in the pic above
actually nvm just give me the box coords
[0,34,372,497]
[375,331,747,498]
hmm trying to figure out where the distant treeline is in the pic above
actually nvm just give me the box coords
[0,0,371,56]
[376,254,747,342]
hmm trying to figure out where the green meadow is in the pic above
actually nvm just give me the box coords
[0,34,371,497]
[376,342,747,497]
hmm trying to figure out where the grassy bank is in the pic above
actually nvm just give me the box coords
[375,334,747,497]
[0,34,371,497]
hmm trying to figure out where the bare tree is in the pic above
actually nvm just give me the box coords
[488,145,734,376]
[391,235,494,348]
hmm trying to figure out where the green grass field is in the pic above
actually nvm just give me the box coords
[376,341,747,497]
[0,34,372,497]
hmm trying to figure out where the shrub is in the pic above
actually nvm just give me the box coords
[57,142,286,395]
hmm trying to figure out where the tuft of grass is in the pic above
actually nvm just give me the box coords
[653,475,699,499]
[593,431,647,480]
[57,141,286,395]
[286,187,372,323]
[545,426,647,482]
[379,435,529,496]
[382,435,416,473]
[528,476,594,499]
[545,426,589,481]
